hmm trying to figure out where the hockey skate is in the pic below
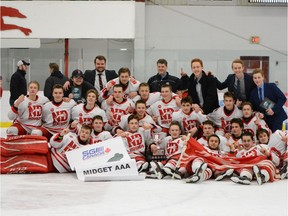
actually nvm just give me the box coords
[150,161,164,179]
[230,176,251,185]
[253,165,266,185]
[185,162,207,183]
[215,168,234,181]
[163,167,182,180]
[138,162,149,173]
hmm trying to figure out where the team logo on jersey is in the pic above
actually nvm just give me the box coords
[166,141,179,155]
[183,119,198,131]
[127,134,144,152]
[110,108,127,122]
[221,118,232,133]
[52,110,69,126]
[28,105,42,120]
[159,108,174,125]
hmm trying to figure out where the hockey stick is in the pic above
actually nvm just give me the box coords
[172,133,191,179]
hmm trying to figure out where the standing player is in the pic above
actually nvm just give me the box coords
[208,91,242,134]
[147,84,181,135]
[99,67,140,102]
[7,81,49,136]
[50,125,93,172]
[91,115,112,143]
[34,84,76,139]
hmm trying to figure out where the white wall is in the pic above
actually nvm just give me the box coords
[142,5,287,91]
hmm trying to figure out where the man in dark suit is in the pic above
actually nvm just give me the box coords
[181,58,219,114]
[84,55,118,93]
[215,59,256,106]
[250,69,287,132]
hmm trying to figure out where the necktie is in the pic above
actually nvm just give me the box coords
[258,87,263,102]
[98,73,104,90]
[236,79,241,100]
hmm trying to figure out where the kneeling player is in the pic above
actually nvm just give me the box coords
[91,115,112,143]
[50,125,93,172]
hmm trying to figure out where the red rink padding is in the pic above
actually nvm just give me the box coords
[0,154,49,174]
[181,138,278,182]
[0,135,49,156]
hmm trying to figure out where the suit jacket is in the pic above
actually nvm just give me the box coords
[250,83,287,131]
[183,71,219,114]
[216,73,256,101]
[84,69,118,86]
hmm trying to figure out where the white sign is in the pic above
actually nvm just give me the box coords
[66,137,130,171]
[1,1,135,38]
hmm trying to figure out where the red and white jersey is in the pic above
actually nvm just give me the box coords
[42,100,76,134]
[147,98,180,129]
[91,130,112,143]
[198,135,228,152]
[8,95,49,133]
[203,146,223,158]
[118,113,156,131]
[50,132,94,172]
[99,77,140,101]
[197,137,208,147]
[158,136,185,159]
[208,106,242,133]
[235,145,280,166]
[102,98,134,127]
[121,128,152,158]
[242,116,270,137]
[268,130,287,158]
[172,110,207,133]
[227,135,242,152]
[71,103,107,126]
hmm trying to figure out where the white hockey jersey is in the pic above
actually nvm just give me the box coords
[158,136,185,159]
[268,130,287,158]
[8,95,49,133]
[50,132,94,172]
[118,113,156,132]
[42,100,76,134]
[172,110,207,134]
[242,116,270,138]
[91,130,112,143]
[71,103,107,126]
[147,98,180,129]
[208,106,242,133]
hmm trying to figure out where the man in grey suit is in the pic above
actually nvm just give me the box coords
[84,55,118,93]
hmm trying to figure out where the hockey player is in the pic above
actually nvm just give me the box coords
[230,132,280,185]
[149,121,187,179]
[185,134,233,183]
[91,115,112,143]
[241,101,270,138]
[71,89,107,133]
[147,84,181,135]
[119,114,155,173]
[34,84,76,139]
[99,67,140,102]
[225,118,244,152]
[208,91,242,134]
[172,96,207,136]
[50,125,93,172]
[7,81,49,136]
[101,84,134,130]
[116,99,159,134]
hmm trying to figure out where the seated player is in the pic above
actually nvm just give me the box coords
[229,132,279,185]
[118,114,156,173]
[7,81,49,136]
[185,134,233,183]
[208,91,242,135]
[33,84,76,139]
[172,96,207,137]
[149,121,187,179]
[91,115,112,143]
[50,125,94,173]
